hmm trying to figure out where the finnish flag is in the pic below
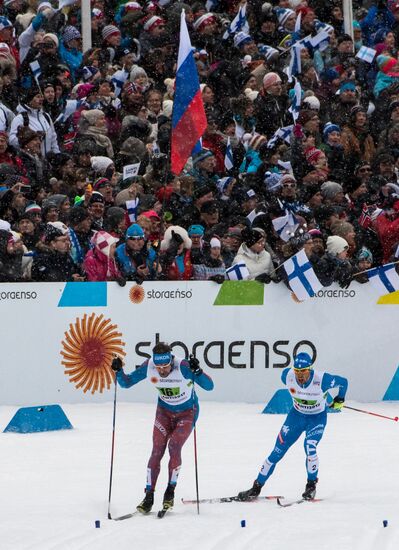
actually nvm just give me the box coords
[224,137,233,171]
[272,210,299,242]
[126,198,140,223]
[267,125,293,149]
[283,249,323,301]
[367,263,399,294]
[226,262,250,281]
[111,69,129,98]
[223,3,249,40]
[29,60,41,84]
[356,46,376,64]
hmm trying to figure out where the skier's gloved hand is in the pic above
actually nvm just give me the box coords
[188,354,203,376]
[330,396,345,411]
[111,356,123,372]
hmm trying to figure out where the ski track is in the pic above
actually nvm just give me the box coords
[1,401,399,550]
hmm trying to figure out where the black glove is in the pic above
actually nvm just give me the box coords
[111,356,123,372]
[168,230,184,256]
[188,354,203,376]
[255,273,272,284]
[209,274,225,284]
[116,277,126,287]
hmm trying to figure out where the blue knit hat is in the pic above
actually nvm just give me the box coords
[126,223,144,238]
[192,148,214,165]
[188,224,205,237]
[62,26,81,44]
[323,122,341,141]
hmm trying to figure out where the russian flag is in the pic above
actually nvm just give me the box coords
[171,10,207,175]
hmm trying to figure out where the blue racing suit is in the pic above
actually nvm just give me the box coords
[257,368,348,484]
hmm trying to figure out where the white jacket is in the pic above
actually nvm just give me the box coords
[233,243,274,280]
[9,105,60,156]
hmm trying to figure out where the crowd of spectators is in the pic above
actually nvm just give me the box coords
[0,0,399,290]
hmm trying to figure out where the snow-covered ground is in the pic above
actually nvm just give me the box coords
[1,401,398,550]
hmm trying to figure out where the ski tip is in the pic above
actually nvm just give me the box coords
[107,513,112,520]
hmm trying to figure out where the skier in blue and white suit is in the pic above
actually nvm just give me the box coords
[237,352,348,501]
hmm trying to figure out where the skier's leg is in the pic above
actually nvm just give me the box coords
[146,407,172,491]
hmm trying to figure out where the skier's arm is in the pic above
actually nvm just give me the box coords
[181,361,214,391]
[281,367,291,385]
[116,361,148,388]
[321,373,348,399]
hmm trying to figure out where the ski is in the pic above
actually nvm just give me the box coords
[277,497,323,508]
[110,511,139,521]
[157,503,173,518]
[182,495,282,505]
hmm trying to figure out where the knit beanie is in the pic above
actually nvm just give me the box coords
[320,181,343,200]
[81,109,104,126]
[323,122,341,141]
[241,227,265,248]
[276,7,294,26]
[91,230,119,256]
[62,25,81,44]
[263,72,281,90]
[326,235,349,256]
[91,156,114,175]
[43,33,59,47]
[304,147,323,166]
[102,25,120,41]
[377,54,398,74]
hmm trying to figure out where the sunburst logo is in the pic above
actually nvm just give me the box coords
[60,313,126,394]
[129,285,145,304]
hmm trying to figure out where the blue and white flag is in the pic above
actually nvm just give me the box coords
[272,210,299,242]
[267,125,293,149]
[287,43,302,80]
[223,2,249,40]
[356,46,376,64]
[224,137,233,171]
[288,78,302,122]
[367,263,399,294]
[55,99,83,123]
[125,198,140,223]
[111,68,129,98]
[29,60,41,86]
[309,29,330,52]
[123,162,141,180]
[283,249,322,301]
[226,262,250,281]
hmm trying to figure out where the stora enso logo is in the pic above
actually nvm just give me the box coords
[129,285,193,304]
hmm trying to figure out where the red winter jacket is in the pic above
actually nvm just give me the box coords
[83,248,121,281]
[375,212,399,263]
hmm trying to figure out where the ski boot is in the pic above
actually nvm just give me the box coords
[302,478,318,500]
[136,489,154,514]
[162,484,175,510]
[236,480,263,501]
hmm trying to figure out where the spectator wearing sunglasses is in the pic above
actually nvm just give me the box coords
[115,222,159,283]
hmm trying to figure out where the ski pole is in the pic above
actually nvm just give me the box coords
[193,421,200,515]
[343,405,398,422]
[107,370,118,519]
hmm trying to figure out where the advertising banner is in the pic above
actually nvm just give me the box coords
[0,280,398,406]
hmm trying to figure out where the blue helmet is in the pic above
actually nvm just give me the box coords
[293,352,313,370]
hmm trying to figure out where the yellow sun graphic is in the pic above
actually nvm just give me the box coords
[129,285,145,304]
[60,313,126,394]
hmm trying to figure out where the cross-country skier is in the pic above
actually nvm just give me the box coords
[237,352,348,501]
[111,342,214,514]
